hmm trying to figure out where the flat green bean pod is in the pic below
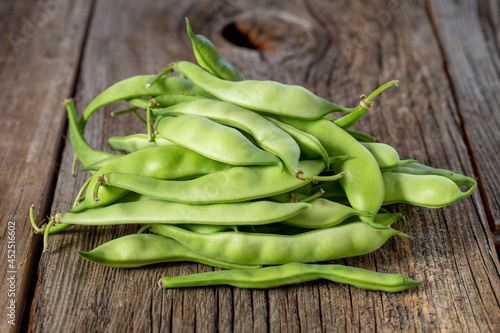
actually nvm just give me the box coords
[79,76,212,130]
[127,93,208,109]
[108,134,175,153]
[72,145,232,213]
[172,61,352,119]
[278,118,385,229]
[283,198,372,228]
[186,18,245,81]
[361,142,416,171]
[154,99,302,174]
[79,233,259,269]
[78,155,121,173]
[149,217,409,266]
[265,116,329,166]
[156,115,280,166]
[160,262,423,292]
[389,162,476,187]
[56,200,310,226]
[382,172,476,208]
[100,159,329,204]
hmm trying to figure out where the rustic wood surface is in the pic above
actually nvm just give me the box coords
[1,0,499,332]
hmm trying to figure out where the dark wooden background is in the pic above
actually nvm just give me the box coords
[1,0,500,332]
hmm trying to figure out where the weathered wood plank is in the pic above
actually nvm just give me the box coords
[427,0,500,245]
[0,1,93,332]
[27,0,500,331]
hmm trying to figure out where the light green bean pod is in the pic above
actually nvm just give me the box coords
[186,18,245,81]
[160,262,423,292]
[383,172,476,208]
[389,163,476,187]
[173,61,351,119]
[154,99,302,174]
[361,142,416,171]
[101,159,327,204]
[78,233,259,269]
[156,115,280,166]
[149,217,409,266]
[283,198,372,228]
[108,134,175,153]
[56,200,310,226]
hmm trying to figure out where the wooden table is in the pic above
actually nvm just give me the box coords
[2,0,500,331]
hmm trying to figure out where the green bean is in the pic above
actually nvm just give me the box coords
[78,155,121,172]
[172,61,353,119]
[361,142,416,171]
[278,118,386,229]
[186,18,245,81]
[55,200,310,226]
[78,233,259,269]
[382,172,476,208]
[182,224,234,234]
[65,99,114,166]
[156,115,279,166]
[127,93,208,110]
[160,262,423,292]
[283,198,372,229]
[389,163,476,187]
[100,159,331,204]
[79,76,210,131]
[265,116,329,166]
[72,145,232,213]
[149,216,409,265]
[154,99,302,174]
[107,134,175,153]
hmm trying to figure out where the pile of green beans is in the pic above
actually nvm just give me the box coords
[30,19,478,293]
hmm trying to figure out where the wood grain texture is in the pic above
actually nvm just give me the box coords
[25,0,500,331]
[0,1,93,332]
[426,0,500,243]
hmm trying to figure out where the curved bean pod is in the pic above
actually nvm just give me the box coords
[277,118,385,229]
[186,18,245,81]
[173,61,352,119]
[160,262,423,292]
[382,172,476,208]
[156,115,280,166]
[389,163,476,187]
[283,198,371,228]
[56,200,310,226]
[149,218,409,266]
[79,233,259,269]
[154,99,302,173]
[107,134,175,153]
[100,159,329,204]
[361,142,416,171]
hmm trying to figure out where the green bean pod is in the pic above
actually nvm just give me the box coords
[154,99,302,173]
[149,217,409,266]
[56,200,310,226]
[65,99,114,166]
[127,93,208,109]
[79,76,213,130]
[78,155,121,173]
[160,262,423,292]
[186,18,245,81]
[72,145,232,213]
[156,115,280,166]
[382,172,476,208]
[78,233,259,269]
[107,134,175,153]
[173,61,352,119]
[389,163,476,187]
[361,142,416,171]
[283,198,372,228]
[278,118,385,229]
[265,116,330,166]
[100,159,328,204]
[346,129,377,142]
